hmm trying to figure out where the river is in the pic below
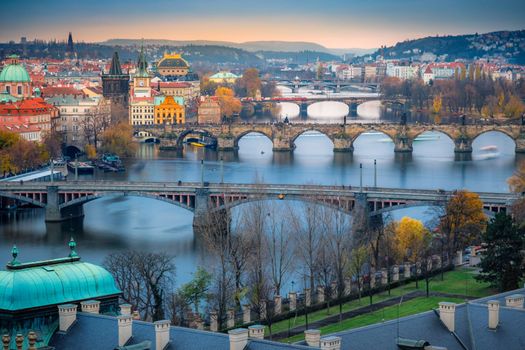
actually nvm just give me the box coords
[0,100,522,287]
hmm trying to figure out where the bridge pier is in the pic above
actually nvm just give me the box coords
[300,103,308,118]
[516,128,525,153]
[351,192,370,244]
[272,137,295,152]
[192,187,230,236]
[453,136,473,154]
[217,135,237,152]
[333,137,353,153]
[159,139,183,151]
[393,135,413,153]
[45,186,84,222]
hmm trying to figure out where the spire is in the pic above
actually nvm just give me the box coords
[68,237,78,258]
[10,245,20,266]
[67,32,74,53]
[109,51,123,75]
[136,41,149,78]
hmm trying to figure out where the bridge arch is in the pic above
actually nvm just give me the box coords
[0,192,46,208]
[307,101,350,118]
[352,128,396,144]
[176,129,217,148]
[59,192,195,213]
[471,129,517,151]
[411,128,456,144]
[234,130,273,149]
[290,128,336,144]
[64,145,82,158]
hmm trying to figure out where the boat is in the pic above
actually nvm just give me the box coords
[94,154,125,172]
[190,142,205,147]
[478,145,500,160]
[67,161,95,175]
[188,136,217,149]
[480,145,498,152]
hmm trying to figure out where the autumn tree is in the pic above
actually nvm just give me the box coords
[508,161,525,226]
[236,68,261,98]
[215,86,242,120]
[42,129,63,159]
[100,122,137,157]
[439,190,487,261]
[180,266,212,315]
[476,213,525,291]
[200,76,219,96]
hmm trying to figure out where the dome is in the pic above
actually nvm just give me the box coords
[0,257,121,311]
[157,53,189,68]
[0,63,31,83]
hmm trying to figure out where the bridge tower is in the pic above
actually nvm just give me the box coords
[299,102,308,118]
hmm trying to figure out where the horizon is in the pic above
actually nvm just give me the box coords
[1,0,524,49]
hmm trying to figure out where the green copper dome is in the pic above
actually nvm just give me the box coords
[0,255,121,311]
[0,63,31,83]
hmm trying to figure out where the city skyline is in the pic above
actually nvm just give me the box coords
[1,0,525,49]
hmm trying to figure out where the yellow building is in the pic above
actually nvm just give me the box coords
[154,95,185,124]
[157,53,190,77]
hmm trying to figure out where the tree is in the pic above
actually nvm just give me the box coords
[42,129,63,159]
[508,161,525,226]
[347,245,368,301]
[236,68,261,98]
[200,76,219,96]
[104,250,176,321]
[476,213,525,291]
[180,267,212,315]
[439,190,487,261]
[81,98,112,148]
[100,122,137,157]
[215,86,242,120]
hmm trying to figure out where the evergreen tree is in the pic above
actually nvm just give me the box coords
[476,213,525,291]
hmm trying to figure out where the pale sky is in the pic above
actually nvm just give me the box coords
[1,0,524,48]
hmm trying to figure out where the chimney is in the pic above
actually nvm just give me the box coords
[304,329,321,347]
[2,335,10,350]
[15,334,23,350]
[228,328,249,350]
[154,320,171,350]
[320,336,342,350]
[439,302,456,332]
[58,304,78,332]
[120,304,132,316]
[505,294,524,309]
[117,315,132,347]
[27,331,37,350]
[487,300,499,329]
[80,300,100,314]
[248,325,264,339]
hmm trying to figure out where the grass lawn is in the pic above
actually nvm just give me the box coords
[265,267,494,336]
[279,296,465,343]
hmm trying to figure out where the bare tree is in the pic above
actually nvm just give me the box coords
[80,98,112,149]
[104,250,175,321]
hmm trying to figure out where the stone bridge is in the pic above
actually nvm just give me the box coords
[242,96,378,117]
[135,123,525,154]
[0,182,517,233]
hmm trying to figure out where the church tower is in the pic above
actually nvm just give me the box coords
[102,51,130,111]
[66,32,74,56]
[133,44,151,98]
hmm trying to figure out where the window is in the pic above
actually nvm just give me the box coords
[6,86,10,94]
[17,86,22,95]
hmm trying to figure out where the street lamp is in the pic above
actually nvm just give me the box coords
[374,159,377,188]
[359,163,363,192]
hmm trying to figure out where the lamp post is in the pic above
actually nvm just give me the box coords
[359,163,363,192]
[220,157,224,184]
[74,153,78,181]
[200,159,204,187]
[50,159,54,184]
[374,159,377,188]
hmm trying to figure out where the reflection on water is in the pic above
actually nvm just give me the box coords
[0,130,521,286]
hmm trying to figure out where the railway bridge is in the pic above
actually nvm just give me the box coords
[0,182,517,234]
[135,122,525,154]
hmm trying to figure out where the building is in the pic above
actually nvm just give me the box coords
[0,97,59,136]
[102,51,130,111]
[46,95,111,146]
[296,288,525,350]
[198,96,221,124]
[209,71,240,84]
[0,124,42,142]
[154,95,185,124]
[386,63,419,80]
[156,52,190,78]
[0,55,32,99]
[0,241,121,349]
[129,45,155,126]
[153,81,199,103]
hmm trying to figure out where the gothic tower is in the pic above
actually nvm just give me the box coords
[66,32,74,55]
[102,51,130,112]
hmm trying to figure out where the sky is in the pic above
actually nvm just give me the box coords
[1,0,524,49]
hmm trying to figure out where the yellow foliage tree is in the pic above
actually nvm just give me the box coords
[508,161,525,225]
[432,95,442,115]
[439,190,487,259]
[85,144,97,160]
[503,95,525,119]
[395,217,430,262]
[215,86,242,119]
[100,122,137,157]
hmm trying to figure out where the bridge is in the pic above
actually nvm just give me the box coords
[136,122,525,154]
[0,182,518,232]
[241,95,379,117]
[267,79,381,93]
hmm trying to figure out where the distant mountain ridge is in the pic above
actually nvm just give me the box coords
[370,29,525,63]
[100,38,374,56]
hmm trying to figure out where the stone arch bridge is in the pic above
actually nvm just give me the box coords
[136,123,525,154]
[0,182,517,233]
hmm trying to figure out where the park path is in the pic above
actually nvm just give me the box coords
[268,291,471,341]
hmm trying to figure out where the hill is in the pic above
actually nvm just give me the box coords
[370,30,525,63]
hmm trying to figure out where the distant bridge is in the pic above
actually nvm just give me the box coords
[135,122,525,154]
[267,79,380,93]
[0,182,518,227]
